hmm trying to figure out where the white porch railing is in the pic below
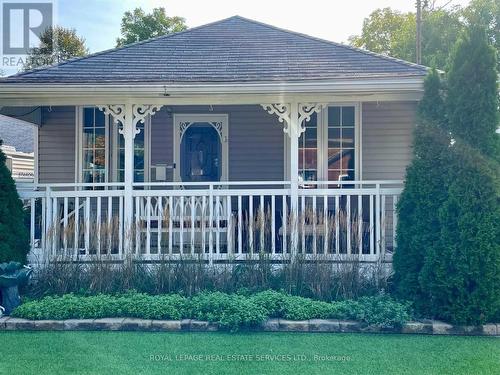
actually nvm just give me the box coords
[17,181,402,263]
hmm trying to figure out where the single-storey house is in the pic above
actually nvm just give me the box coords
[0,16,427,263]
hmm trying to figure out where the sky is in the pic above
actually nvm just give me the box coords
[1,0,472,75]
[57,0,473,54]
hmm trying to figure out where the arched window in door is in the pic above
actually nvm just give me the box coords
[180,123,222,182]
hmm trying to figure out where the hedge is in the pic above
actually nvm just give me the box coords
[12,291,411,331]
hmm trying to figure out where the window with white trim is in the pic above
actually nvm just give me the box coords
[298,105,357,184]
[326,106,355,182]
[113,120,149,183]
[298,112,318,182]
[78,107,150,186]
[81,107,107,184]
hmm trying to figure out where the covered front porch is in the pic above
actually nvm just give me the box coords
[0,15,426,264]
[13,96,412,263]
[19,179,402,263]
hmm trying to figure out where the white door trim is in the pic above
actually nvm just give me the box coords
[173,113,229,182]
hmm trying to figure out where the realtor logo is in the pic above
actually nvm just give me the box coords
[1,0,54,69]
[2,1,53,54]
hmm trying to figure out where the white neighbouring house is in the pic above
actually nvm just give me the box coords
[0,16,428,264]
[0,114,35,182]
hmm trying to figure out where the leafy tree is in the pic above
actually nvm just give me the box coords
[446,26,500,158]
[116,7,187,47]
[349,7,462,69]
[349,8,416,60]
[392,70,451,313]
[420,8,465,68]
[0,140,30,264]
[463,0,499,71]
[349,1,499,70]
[23,26,88,70]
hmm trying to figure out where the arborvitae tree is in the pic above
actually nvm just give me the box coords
[420,142,500,324]
[417,70,448,127]
[418,27,500,324]
[446,26,500,158]
[0,140,30,263]
[392,70,451,313]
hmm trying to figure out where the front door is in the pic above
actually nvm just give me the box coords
[174,114,228,182]
[181,124,221,182]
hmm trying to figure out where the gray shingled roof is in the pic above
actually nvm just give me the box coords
[0,115,35,153]
[1,16,427,84]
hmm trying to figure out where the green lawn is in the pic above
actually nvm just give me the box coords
[0,332,498,375]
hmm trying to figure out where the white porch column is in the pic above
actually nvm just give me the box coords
[98,104,162,255]
[260,103,297,191]
[262,101,327,256]
[122,104,134,249]
[288,102,300,256]
[289,102,300,212]
[261,103,296,254]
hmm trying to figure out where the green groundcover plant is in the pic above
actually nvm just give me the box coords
[12,291,411,331]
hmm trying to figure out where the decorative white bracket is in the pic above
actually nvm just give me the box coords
[132,105,163,128]
[179,120,224,139]
[98,104,163,138]
[261,102,327,137]
[298,103,327,134]
[97,104,126,125]
[261,103,292,136]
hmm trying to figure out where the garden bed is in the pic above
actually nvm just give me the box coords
[8,291,411,331]
[3,291,499,335]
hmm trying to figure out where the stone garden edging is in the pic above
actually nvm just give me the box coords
[0,317,498,336]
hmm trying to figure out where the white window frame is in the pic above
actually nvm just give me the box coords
[173,113,229,182]
[75,106,110,184]
[75,107,151,184]
[284,102,362,182]
[111,116,151,183]
[320,102,361,182]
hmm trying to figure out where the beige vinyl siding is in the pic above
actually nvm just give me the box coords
[361,101,416,181]
[38,106,76,183]
[150,105,284,181]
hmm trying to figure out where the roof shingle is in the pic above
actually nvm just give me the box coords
[1,16,427,84]
[0,115,35,153]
